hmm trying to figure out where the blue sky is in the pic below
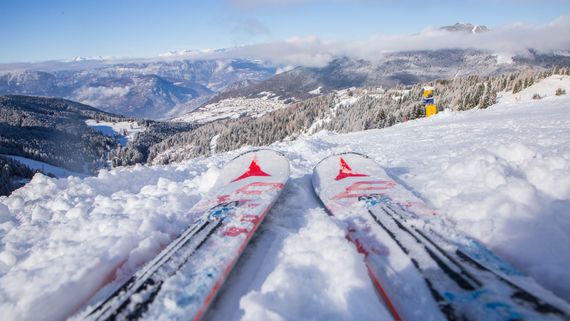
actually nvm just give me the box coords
[0,0,569,63]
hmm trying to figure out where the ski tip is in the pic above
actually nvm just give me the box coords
[313,152,372,172]
[229,148,287,161]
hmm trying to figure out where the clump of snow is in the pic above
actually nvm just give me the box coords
[0,203,11,223]
[198,164,220,194]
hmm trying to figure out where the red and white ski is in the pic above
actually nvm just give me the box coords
[313,152,570,321]
[80,149,290,321]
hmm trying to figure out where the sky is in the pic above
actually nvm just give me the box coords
[0,0,569,63]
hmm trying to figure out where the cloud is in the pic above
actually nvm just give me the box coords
[352,17,570,57]
[173,16,570,67]
[22,16,563,70]
[229,36,338,66]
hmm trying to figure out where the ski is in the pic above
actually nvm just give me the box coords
[312,152,570,321]
[80,149,290,321]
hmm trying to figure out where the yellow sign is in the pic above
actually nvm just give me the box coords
[426,104,437,117]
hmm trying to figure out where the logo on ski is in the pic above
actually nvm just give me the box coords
[333,181,396,200]
[335,157,368,180]
[231,157,271,182]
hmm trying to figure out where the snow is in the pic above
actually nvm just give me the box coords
[333,88,361,108]
[275,65,295,75]
[238,209,390,321]
[332,87,390,109]
[85,119,144,146]
[308,86,322,95]
[0,154,85,178]
[256,91,280,100]
[1,76,570,320]
[173,97,287,124]
[209,134,221,155]
[497,75,570,104]
[495,53,514,65]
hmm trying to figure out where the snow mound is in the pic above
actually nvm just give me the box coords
[0,164,207,321]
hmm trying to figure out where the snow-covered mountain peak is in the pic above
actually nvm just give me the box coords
[68,56,105,62]
[440,22,489,34]
[157,48,228,58]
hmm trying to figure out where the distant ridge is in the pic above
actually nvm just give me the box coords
[440,22,489,34]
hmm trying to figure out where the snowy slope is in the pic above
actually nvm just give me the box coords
[0,155,85,178]
[173,97,286,124]
[85,119,145,146]
[0,78,569,321]
[497,74,570,104]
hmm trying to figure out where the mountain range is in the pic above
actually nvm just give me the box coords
[1,23,570,121]
[200,49,570,109]
[0,59,276,119]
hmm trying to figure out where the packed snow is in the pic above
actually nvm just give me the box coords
[85,119,144,146]
[1,77,569,321]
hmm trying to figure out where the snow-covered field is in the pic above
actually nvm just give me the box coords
[0,154,85,178]
[85,119,144,146]
[1,77,569,321]
[173,97,286,124]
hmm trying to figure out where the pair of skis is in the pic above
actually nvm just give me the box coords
[79,150,570,321]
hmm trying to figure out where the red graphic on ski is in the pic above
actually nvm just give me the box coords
[335,157,368,180]
[231,157,271,182]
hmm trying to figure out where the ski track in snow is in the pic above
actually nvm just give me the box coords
[0,76,569,321]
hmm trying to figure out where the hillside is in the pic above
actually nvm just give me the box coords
[146,68,569,165]
[0,95,125,169]
[0,74,568,321]
[197,50,570,108]
[0,95,127,194]
[3,48,569,121]
[0,59,276,119]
